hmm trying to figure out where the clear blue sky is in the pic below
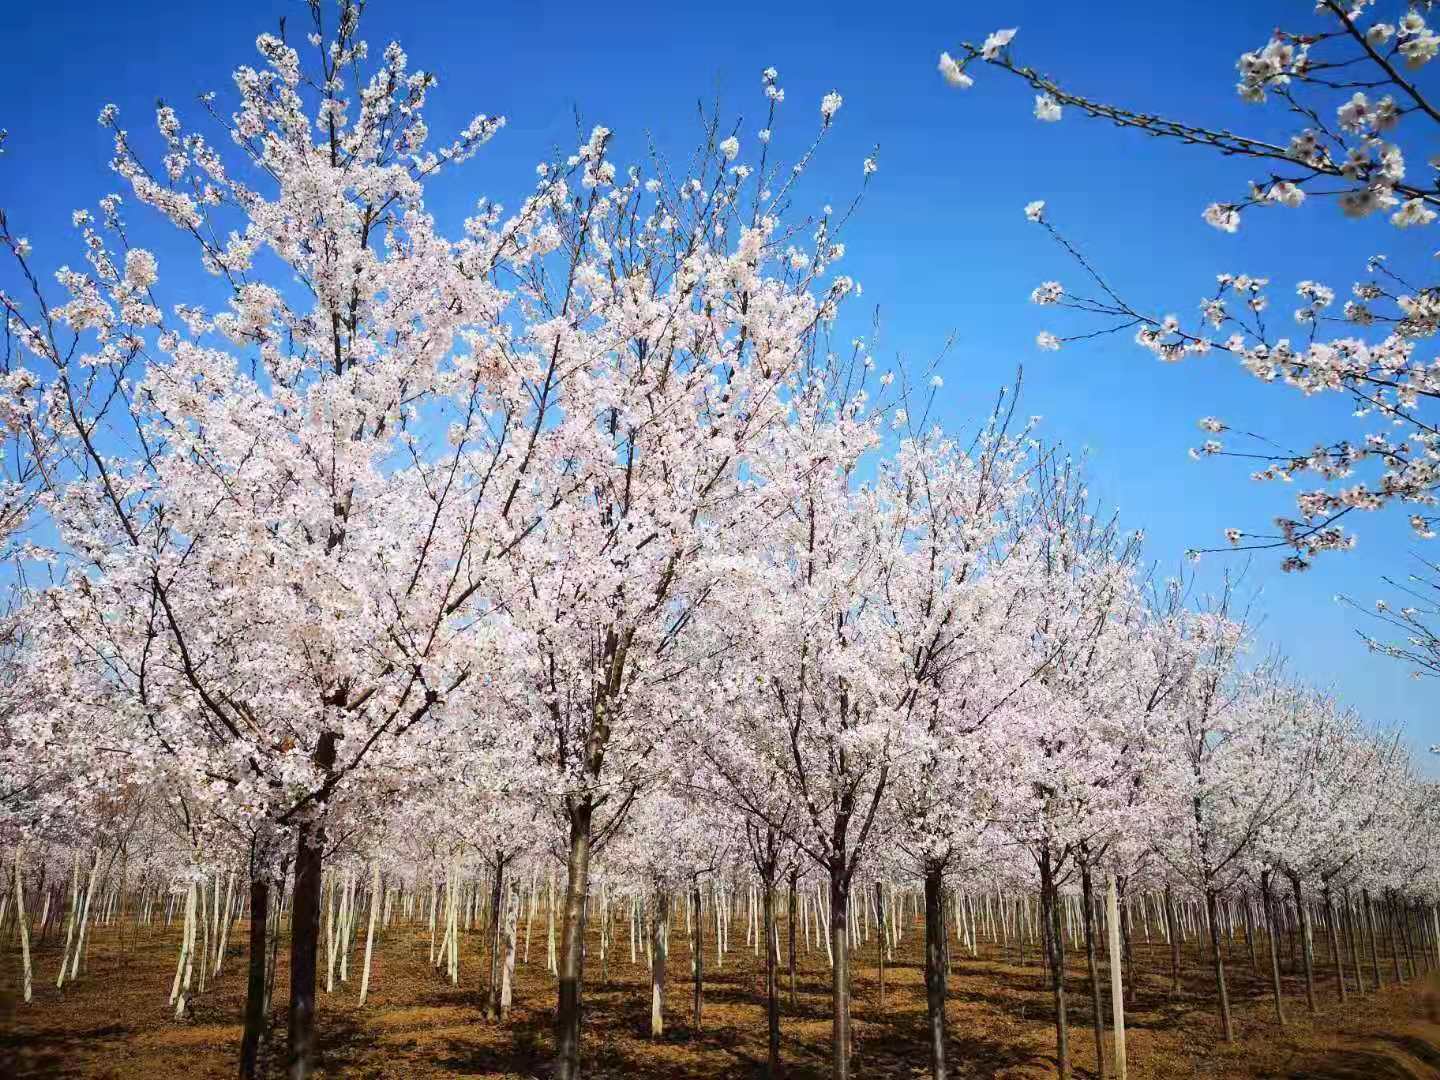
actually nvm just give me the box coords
[4,1,1434,764]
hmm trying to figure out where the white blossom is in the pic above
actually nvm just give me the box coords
[937,52,973,89]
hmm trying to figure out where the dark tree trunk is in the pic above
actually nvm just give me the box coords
[1117,878,1135,1007]
[1385,896,1405,983]
[942,890,953,977]
[1079,862,1106,1080]
[875,881,886,1006]
[764,883,781,1077]
[649,891,668,1039]
[1345,890,1364,996]
[1289,873,1317,1013]
[486,854,506,1020]
[1164,883,1181,995]
[1364,888,1383,990]
[1290,898,1301,979]
[1242,896,1257,972]
[1323,888,1346,1002]
[239,875,270,1080]
[787,868,798,1010]
[1205,888,1234,1043]
[287,731,336,1080]
[265,863,286,1016]
[1039,852,1071,1080]
[828,866,852,1080]
[923,862,949,1080]
[1399,899,1418,980]
[692,882,704,1032]
[554,797,593,1080]
[1021,896,1028,968]
[287,821,325,1079]
[1260,872,1286,1027]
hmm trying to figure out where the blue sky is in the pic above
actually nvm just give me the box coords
[5,1,1435,764]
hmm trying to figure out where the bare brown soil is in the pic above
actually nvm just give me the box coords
[2,913,1438,1078]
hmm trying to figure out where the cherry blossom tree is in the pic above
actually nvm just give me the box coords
[699,376,903,1080]
[980,458,1150,1080]
[464,75,868,1078]
[880,406,1057,1080]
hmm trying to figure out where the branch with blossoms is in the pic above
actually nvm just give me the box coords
[938,10,1440,569]
[943,9,1440,218]
[1019,203,1433,569]
[1342,555,1440,678]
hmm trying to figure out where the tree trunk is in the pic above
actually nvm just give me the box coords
[1080,862,1106,1080]
[324,872,337,992]
[239,876,270,1080]
[1430,905,1440,969]
[942,889,953,975]
[1260,872,1286,1028]
[486,855,506,1020]
[764,883,781,1077]
[828,867,852,1080]
[1242,896,1257,972]
[923,862,949,1080]
[787,868,798,1009]
[359,863,381,1006]
[1323,888,1345,1003]
[1364,888,1382,990]
[1040,852,1071,1080]
[1386,895,1405,983]
[1118,880,1134,1008]
[649,891,669,1039]
[1164,883,1180,996]
[287,822,325,1079]
[875,880,886,1006]
[1345,891,1364,996]
[1289,873,1317,1013]
[554,797,593,1080]
[1400,900,1418,979]
[14,845,32,1005]
[1106,876,1127,1080]
[500,882,519,1018]
[692,882,704,1032]
[215,871,235,978]
[286,731,336,1080]
[265,868,283,1016]
[1205,889,1234,1043]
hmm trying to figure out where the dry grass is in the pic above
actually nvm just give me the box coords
[2,910,1438,1078]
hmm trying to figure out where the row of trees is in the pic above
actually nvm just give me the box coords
[1,3,1437,1080]
[5,618,1438,1080]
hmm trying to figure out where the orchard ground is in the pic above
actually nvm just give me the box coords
[4,911,1439,1079]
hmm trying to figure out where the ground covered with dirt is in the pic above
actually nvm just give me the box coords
[3,914,1439,1078]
